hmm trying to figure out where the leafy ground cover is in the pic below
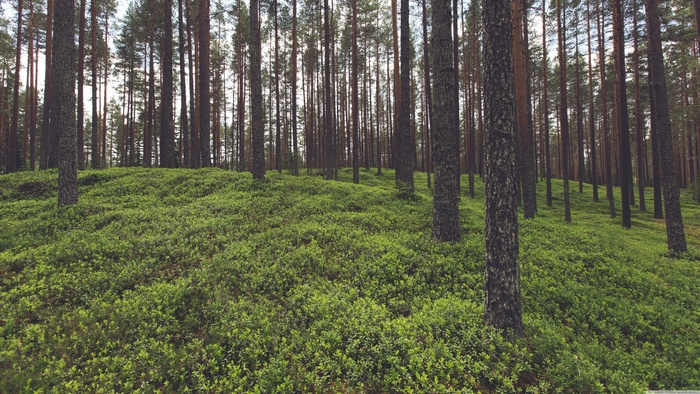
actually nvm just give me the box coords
[1,167,698,393]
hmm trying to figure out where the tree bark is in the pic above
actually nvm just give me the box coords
[587,0,598,202]
[633,0,646,211]
[513,0,535,218]
[7,0,22,173]
[161,0,177,167]
[90,0,99,169]
[251,0,265,179]
[77,0,86,169]
[612,0,632,228]
[199,0,211,167]
[431,0,460,241]
[557,0,571,222]
[178,0,189,168]
[40,0,53,170]
[543,0,552,207]
[396,0,414,191]
[352,0,359,184]
[54,0,78,205]
[483,0,523,336]
[597,0,616,217]
[323,0,336,179]
[645,0,687,252]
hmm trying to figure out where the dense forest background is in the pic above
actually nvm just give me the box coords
[0,0,698,197]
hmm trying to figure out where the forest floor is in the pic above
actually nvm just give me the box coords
[1,167,699,392]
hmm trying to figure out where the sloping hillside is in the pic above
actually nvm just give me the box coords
[1,167,698,392]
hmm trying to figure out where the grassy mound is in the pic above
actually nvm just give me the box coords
[1,167,698,392]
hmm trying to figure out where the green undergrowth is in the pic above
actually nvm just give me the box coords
[1,167,698,393]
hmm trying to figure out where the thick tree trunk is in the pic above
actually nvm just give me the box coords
[612,0,632,228]
[483,0,523,336]
[587,0,598,202]
[251,0,265,179]
[274,1,281,173]
[323,0,336,179]
[543,0,552,207]
[7,0,22,173]
[77,0,86,170]
[352,0,359,184]
[396,0,413,191]
[199,0,211,167]
[431,0,460,241]
[54,0,78,205]
[645,0,687,252]
[557,0,571,222]
[40,0,53,170]
[90,0,99,169]
[178,0,189,168]
[161,0,177,167]
[633,1,646,211]
[513,0,535,218]
[597,0,615,217]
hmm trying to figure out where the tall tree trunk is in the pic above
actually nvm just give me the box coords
[187,0,199,168]
[557,0,571,222]
[543,0,552,206]
[431,0,460,241]
[323,0,335,179]
[25,0,34,170]
[392,0,399,169]
[633,0,646,211]
[178,0,189,168]
[145,43,154,167]
[274,0,282,173]
[645,0,687,252]
[575,13,584,194]
[251,0,265,179]
[422,0,432,189]
[597,0,615,217]
[161,0,177,167]
[292,0,298,174]
[101,12,109,167]
[199,0,211,167]
[396,0,414,191]
[77,0,86,170]
[483,0,523,336]
[587,0,598,202]
[352,0,359,184]
[90,0,99,169]
[54,0,78,205]
[513,0,535,218]
[612,0,632,228]
[40,0,53,170]
[7,0,22,173]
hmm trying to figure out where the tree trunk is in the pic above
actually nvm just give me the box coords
[422,0,432,188]
[612,0,632,228]
[483,0,523,336]
[352,0,359,184]
[77,0,86,169]
[633,0,646,211]
[557,0,571,222]
[323,0,335,179]
[161,0,177,167]
[587,0,598,202]
[645,0,687,252]
[513,0,535,218]
[543,0,552,207]
[178,0,189,168]
[199,0,211,167]
[292,0,298,174]
[40,0,53,170]
[597,0,615,217]
[90,0,99,169]
[251,0,265,179]
[431,0,460,241]
[7,0,22,173]
[54,0,78,205]
[396,0,414,191]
